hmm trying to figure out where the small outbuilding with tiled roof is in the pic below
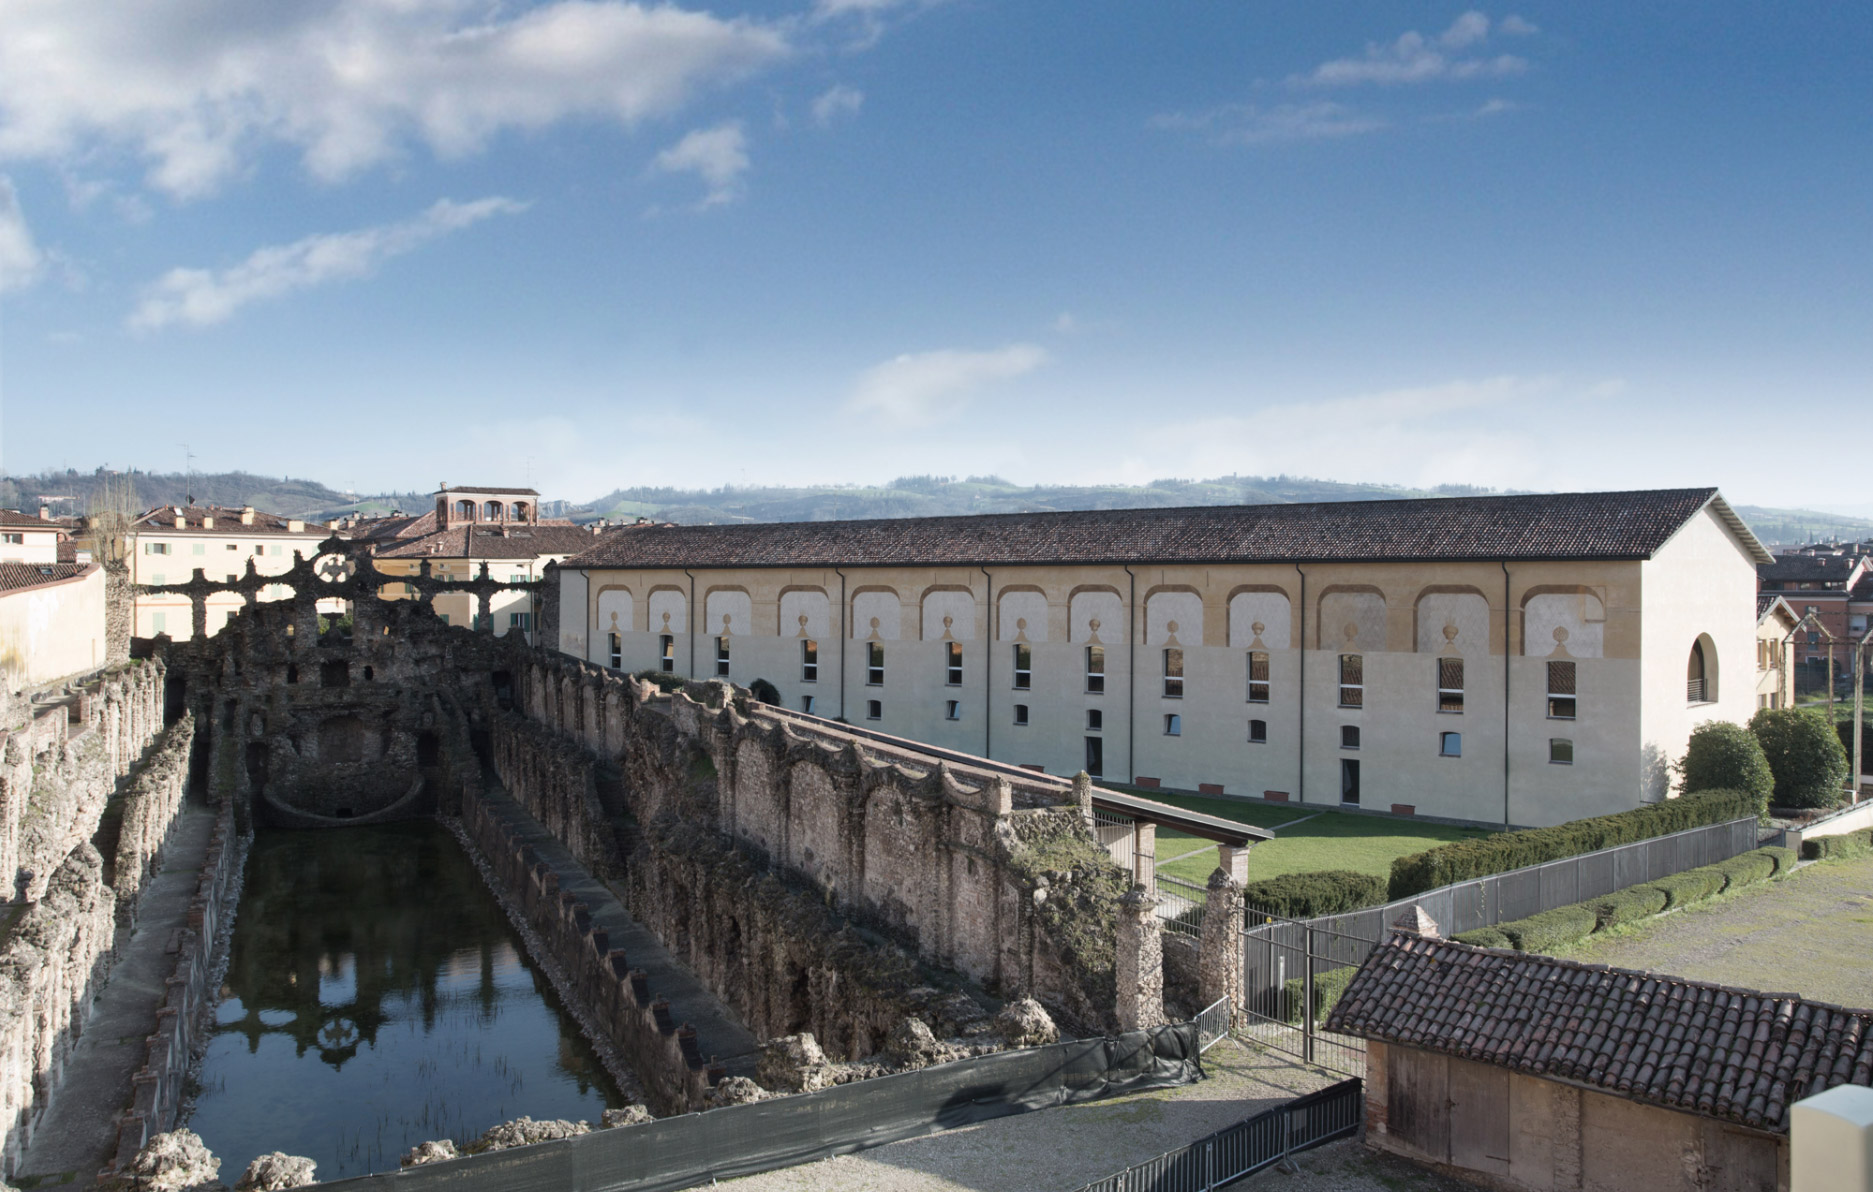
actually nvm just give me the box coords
[1326,933,1873,1190]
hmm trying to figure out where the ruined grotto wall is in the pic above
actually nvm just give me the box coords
[111,713,196,930]
[488,710,618,879]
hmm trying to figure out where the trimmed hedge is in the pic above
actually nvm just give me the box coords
[1240,870,1388,919]
[1647,866,1727,910]
[1389,788,1760,899]
[1590,885,1668,929]
[1802,828,1873,861]
[1498,904,1598,953]
[1760,845,1800,875]
[1280,965,1358,1025]
[1713,850,1776,891]
[1452,927,1512,948]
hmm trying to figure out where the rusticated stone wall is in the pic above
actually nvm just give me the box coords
[507,652,1134,1040]
[111,714,196,931]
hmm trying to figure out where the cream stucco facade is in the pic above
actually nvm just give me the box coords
[556,501,1761,827]
[0,564,107,688]
[129,508,330,639]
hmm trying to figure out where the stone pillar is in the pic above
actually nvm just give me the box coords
[1131,821,1156,887]
[190,573,208,640]
[1115,886,1165,1032]
[1072,770,1094,829]
[1200,866,1246,1022]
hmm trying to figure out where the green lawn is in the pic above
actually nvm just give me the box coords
[1110,786,1492,886]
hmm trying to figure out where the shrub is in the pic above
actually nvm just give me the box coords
[747,678,781,705]
[632,669,686,694]
[1676,722,1773,818]
[1712,850,1777,891]
[1497,904,1598,953]
[1388,788,1760,899]
[1802,828,1873,862]
[1453,927,1513,948]
[1591,885,1668,928]
[1240,870,1388,919]
[1751,708,1850,810]
[1279,965,1358,1025]
[1647,866,1727,910]
[1759,845,1800,875]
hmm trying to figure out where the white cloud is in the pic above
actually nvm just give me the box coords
[652,122,750,207]
[848,343,1048,425]
[1153,102,1386,146]
[0,175,41,293]
[811,85,864,127]
[1300,12,1530,87]
[129,195,527,331]
[1499,15,1539,36]
[0,0,789,198]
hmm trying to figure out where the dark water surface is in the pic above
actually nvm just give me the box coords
[188,822,622,1179]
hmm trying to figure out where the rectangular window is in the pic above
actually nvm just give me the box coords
[608,632,622,669]
[1341,759,1361,805]
[1550,738,1574,765]
[1547,661,1577,719]
[1012,644,1032,690]
[1339,654,1363,707]
[152,573,166,584]
[1085,646,1105,694]
[192,543,205,555]
[1341,725,1360,749]
[511,573,527,584]
[1085,736,1104,777]
[510,612,533,630]
[0,533,20,545]
[1438,658,1464,713]
[1014,703,1029,726]
[1248,718,1267,743]
[440,614,450,626]
[866,699,882,721]
[1162,648,1184,699]
[145,542,170,555]
[1440,731,1462,757]
[271,545,281,556]
[801,639,819,682]
[254,544,265,555]
[151,611,167,634]
[946,641,963,686]
[801,695,816,714]
[1164,713,1181,736]
[945,699,961,721]
[867,642,885,686]
[1247,651,1270,703]
[1086,709,1103,731]
[225,543,239,551]
[716,636,730,677]
[659,634,675,673]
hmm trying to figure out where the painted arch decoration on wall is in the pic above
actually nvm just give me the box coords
[1070,589,1124,645]
[778,588,830,640]
[921,588,977,641]
[851,589,902,640]
[1524,590,1606,658]
[1318,588,1385,652]
[647,588,686,636]
[1145,589,1203,647]
[704,589,753,638]
[1415,590,1490,656]
[1228,590,1291,650]
[997,588,1048,643]
[596,587,634,637]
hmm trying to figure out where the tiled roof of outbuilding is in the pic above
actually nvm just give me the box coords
[437,486,539,496]
[374,523,595,561]
[0,510,66,530]
[1759,553,1868,586]
[129,505,325,535]
[0,562,92,592]
[564,488,1759,570]
[1325,935,1873,1135]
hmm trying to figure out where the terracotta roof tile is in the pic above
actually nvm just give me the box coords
[373,523,595,561]
[0,562,91,592]
[130,505,324,535]
[1325,935,1873,1134]
[562,488,1730,570]
[0,510,69,530]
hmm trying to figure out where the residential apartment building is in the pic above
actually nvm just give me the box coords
[0,509,78,565]
[128,505,330,639]
[361,485,597,643]
[1758,548,1872,694]
[1755,595,1797,710]
[553,488,1765,827]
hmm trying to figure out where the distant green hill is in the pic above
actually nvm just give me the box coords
[4,469,424,520]
[1730,506,1873,548]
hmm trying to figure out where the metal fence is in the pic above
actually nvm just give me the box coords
[1194,997,1232,1053]
[1243,816,1758,1007]
[1155,874,1207,937]
[1067,1077,1363,1192]
[1235,918,1373,1080]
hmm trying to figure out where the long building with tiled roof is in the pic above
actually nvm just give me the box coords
[552,487,1764,827]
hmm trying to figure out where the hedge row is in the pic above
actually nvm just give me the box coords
[1759,845,1800,875]
[1241,870,1388,919]
[1803,828,1873,861]
[1279,964,1359,1025]
[1389,788,1760,899]
[1462,846,1789,954]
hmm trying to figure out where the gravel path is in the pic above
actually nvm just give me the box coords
[1226,1138,1488,1191]
[719,1039,1337,1192]
[1558,855,1873,1007]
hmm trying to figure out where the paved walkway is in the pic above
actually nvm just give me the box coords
[719,1039,1336,1192]
[15,799,219,1190]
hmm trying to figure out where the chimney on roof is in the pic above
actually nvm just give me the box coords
[38,505,49,521]
[240,505,256,526]
[288,519,304,533]
[202,515,214,529]
[174,512,186,528]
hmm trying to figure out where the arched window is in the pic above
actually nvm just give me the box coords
[1687,636,1717,703]
[510,502,530,521]
[454,499,475,521]
[483,500,502,520]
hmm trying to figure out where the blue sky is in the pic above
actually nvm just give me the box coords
[0,2,1867,511]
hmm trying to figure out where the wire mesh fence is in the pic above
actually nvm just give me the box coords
[1067,1077,1364,1192]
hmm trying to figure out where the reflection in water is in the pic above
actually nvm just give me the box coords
[189,822,621,1178]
